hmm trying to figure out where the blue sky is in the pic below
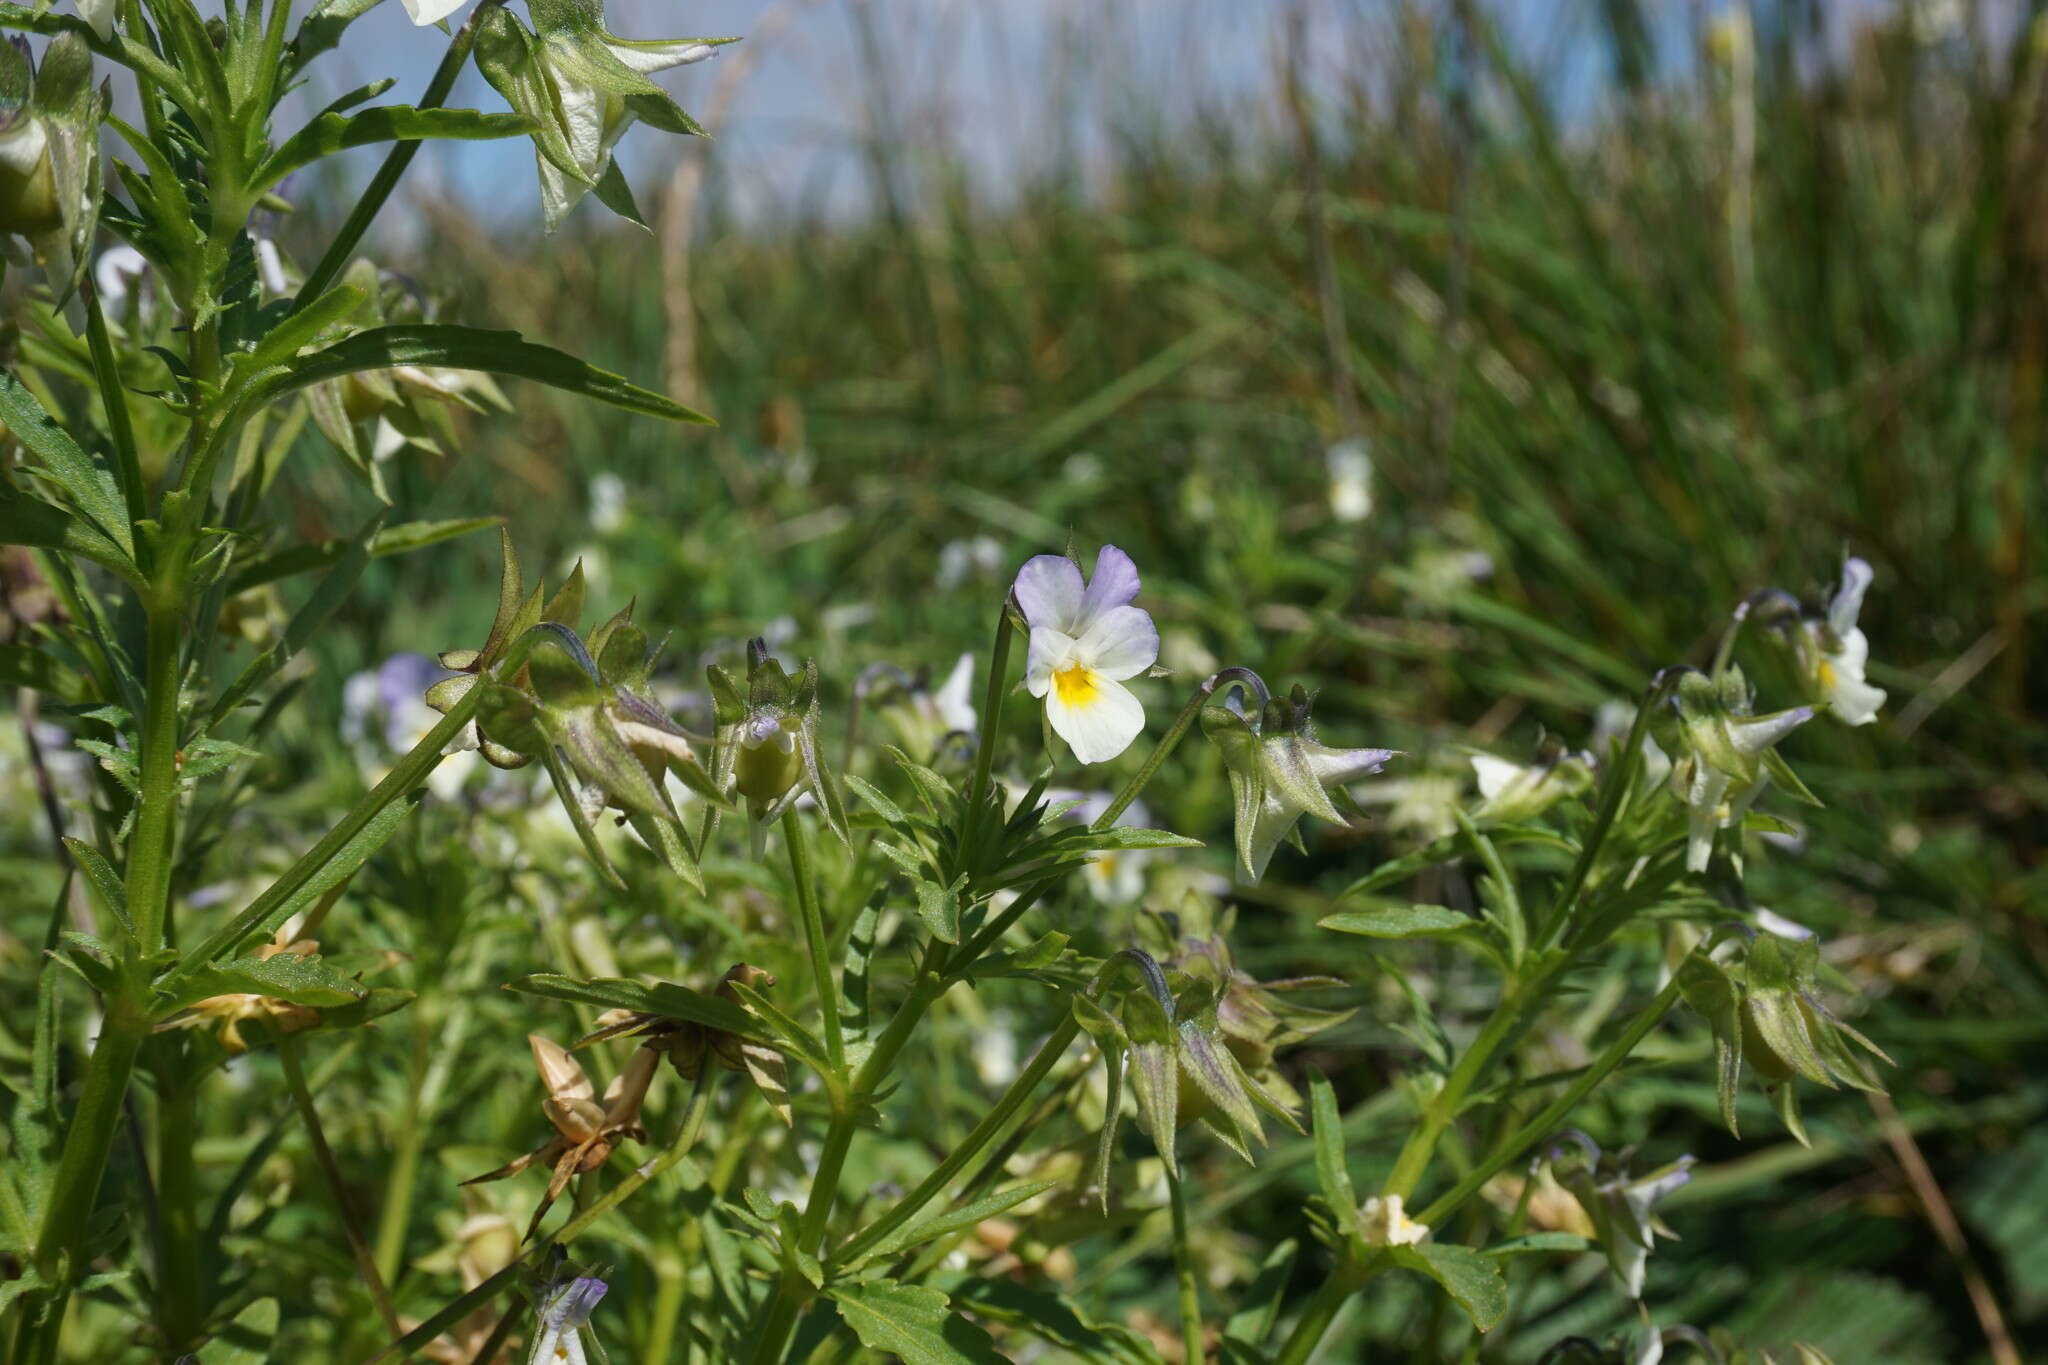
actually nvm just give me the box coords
[287,0,1973,238]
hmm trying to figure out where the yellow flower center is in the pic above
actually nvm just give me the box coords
[1816,658,1837,689]
[1054,664,1098,706]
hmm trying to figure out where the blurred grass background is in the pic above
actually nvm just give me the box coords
[7,0,2045,1358]
[277,0,2043,1357]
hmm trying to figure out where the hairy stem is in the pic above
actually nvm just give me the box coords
[783,806,845,1070]
[1167,1167,1204,1364]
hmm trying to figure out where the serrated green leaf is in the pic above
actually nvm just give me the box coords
[1386,1241,1507,1332]
[0,370,133,561]
[157,953,366,1013]
[824,1280,1006,1365]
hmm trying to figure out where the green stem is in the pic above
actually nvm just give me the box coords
[1415,968,1689,1227]
[1377,966,1547,1202]
[833,1011,1083,1269]
[1092,669,1252,833]
[1539,670,1673,950]
[79,278,146,527]
[1167,1167,1204,1364]
[954,601,1017,870]
[161,630,532,994]
[29,998,146,1282]
[364,1065,716,1365]
[154,1069,204,1352]
[1272,1256,1371,1365]
[279,1038,403,1344]
[291,1,494,310]
[783,807,845,1071]
[128,594,184,954]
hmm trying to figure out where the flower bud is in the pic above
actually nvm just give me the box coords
[734,711,803,806]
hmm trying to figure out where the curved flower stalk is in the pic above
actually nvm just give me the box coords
[0,35,104,295]
[473,0,730,231]
[1200,683,1394,881]
[1787,556,1887,726]
[1015,544,1160,764]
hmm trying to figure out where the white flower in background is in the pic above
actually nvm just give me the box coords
[341,653,478,801]
[1797,557,1886,726]
[92,244,149,314]
[1592,699,1672,788]
[1351,772,1462,845]
[1357,1194,1428,1247]
[936,535,1003,590]
[1325,438,1373,523]
[922,652,977,737]
[528,1274,607,1365]
[1753,906,1814,941]
[1015,545,1159,765]
[1468,746,1593,824]
[588,471,629,534]
[1044,790,1153,904]
[973,1013,1018,1088]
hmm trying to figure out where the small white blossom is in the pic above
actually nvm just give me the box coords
[1326,439,1373,523]
[528,1275,607,1365]
[1357,1194,1428,1246]
[1015,546,1159,765]
[1800,557,1886,726]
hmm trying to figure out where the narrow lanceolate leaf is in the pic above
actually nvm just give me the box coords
[503,974,763,1040]
[155,953,367,1013]
[228,518,504,593]
[260,324,713,424]
[824,1280,1006,1365]
[159,792,424,1002]
[1307,1070,1358,1237]
[859,1179,1062,1263]
[0,369,135,561]
[1319,905,1470,939]
[253,106,538,191]
[1386,1242,1508,1333]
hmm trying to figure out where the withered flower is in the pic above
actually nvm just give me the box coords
[465,1035,658,1236]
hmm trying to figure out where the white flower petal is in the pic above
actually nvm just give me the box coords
[1470,754,1522,801]
[1828,557,1874,637]
[933,652,977,733]
[1013,554,1084,632]
[1045,670,1144,764]
[606,38,717,74]
[71,0,114,39]
[1306,742,1394,788]
[1073,604,1158,681]
[1077,543,1141,623]
[0,119,48,177]
[1727,706,1813,756]
[1023,625,1076,698]
[1826,674,1886,726]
